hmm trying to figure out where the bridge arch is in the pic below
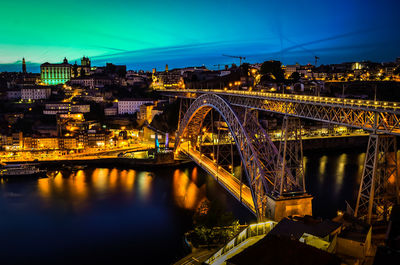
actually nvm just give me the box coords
[175,94,279,219]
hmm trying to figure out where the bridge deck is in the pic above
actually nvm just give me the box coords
[180,142,256,214]
[158,88,400,135]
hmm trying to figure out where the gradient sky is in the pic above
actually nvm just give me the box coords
[1,0,399,72]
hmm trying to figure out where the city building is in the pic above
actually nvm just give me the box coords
[21,87,51,100]
[71,56,91,78]
[104,107,118,116]
[69,74,113,89]
[43,103,90,115]
[59,137,78,150]
[40,58,71,85]
[138,103,155,123]
[27,137,59,150]
[0,132,23,150]
[117,99,155,115]
[6,90,21,100]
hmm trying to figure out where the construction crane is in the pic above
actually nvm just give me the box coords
[222,54,246,66]
[314,56,320,66]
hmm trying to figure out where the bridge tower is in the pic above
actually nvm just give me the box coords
[275,116,306,195]
[355,134,399,224]
[266,116,312,221]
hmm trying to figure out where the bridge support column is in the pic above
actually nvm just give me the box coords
[275,116,306,194]
[266,116,312,221]
[177,98,191,133]
[355,134,399,224]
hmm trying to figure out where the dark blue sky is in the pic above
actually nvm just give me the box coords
[1,0,399,72]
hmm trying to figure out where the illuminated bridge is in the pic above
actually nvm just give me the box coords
[157,88,400,223]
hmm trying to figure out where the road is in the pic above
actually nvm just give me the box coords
[180,141,255,213]
[0,144,154,163]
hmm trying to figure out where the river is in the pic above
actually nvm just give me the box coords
[0,148,365,264]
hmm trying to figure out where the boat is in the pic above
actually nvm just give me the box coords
[0,163,47,178]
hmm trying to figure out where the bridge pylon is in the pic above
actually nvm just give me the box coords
[355,134,400,224]
[275,116,306,195]
[264,116,312,221]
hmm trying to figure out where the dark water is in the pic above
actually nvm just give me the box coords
[0,149,365,264]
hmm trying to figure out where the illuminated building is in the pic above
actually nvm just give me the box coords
[71,56,91,78]
[104,107,117,116]
[59,137,78,149]
[43,103,90,115]
[117,99,155,115]
[138,103,154,122]
[21,87,51,100]
[29,137,59,150]
[0,132,23,150]
[40,58,71,85]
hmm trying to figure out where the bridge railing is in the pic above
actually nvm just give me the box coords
[205,221,277,264]
[180,146,256,213]
[157,88,400,112]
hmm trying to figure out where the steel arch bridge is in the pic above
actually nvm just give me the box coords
[174,94,307,220]
[159,88,400,224]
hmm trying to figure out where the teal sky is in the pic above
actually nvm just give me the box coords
[1,0,399,72]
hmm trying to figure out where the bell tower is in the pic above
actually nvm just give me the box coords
[22,58,27,74]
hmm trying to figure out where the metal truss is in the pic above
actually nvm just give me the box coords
[274,116,305,196]
[355,134,399,223]
[175,94,271,219]
[177,98,191,132]
[175,94,310,220]
[239,109,280,191]
[161,89,400,135]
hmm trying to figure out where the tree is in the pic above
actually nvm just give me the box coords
[289,72,301,83]
[240,63,250,87]
[260,60,285,82]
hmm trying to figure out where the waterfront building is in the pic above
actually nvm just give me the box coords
[21,87,51,100]
[0,132,23,150]
[117,99,155,115]
[27,137,59,150]
[87,130,107,147]
[40,58,71,85]
[59,137,78,150]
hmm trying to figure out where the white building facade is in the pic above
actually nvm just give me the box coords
[21,88,51,100]
[118,99,154,115]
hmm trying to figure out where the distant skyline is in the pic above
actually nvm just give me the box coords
[1,0,399,72]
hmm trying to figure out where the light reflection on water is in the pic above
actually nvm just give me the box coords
[172,168,207,210]
[1,166,247,264]
[304,150,366,218]
[2,148,389,263]
[35,167,210,213]
[335,153,347,193]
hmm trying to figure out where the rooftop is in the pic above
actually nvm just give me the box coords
[268,217,342,240]
[227,234,341,265]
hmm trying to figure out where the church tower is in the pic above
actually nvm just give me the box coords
[22,58,27,74]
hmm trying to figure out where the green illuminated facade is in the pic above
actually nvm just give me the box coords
[40,58,71,85]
